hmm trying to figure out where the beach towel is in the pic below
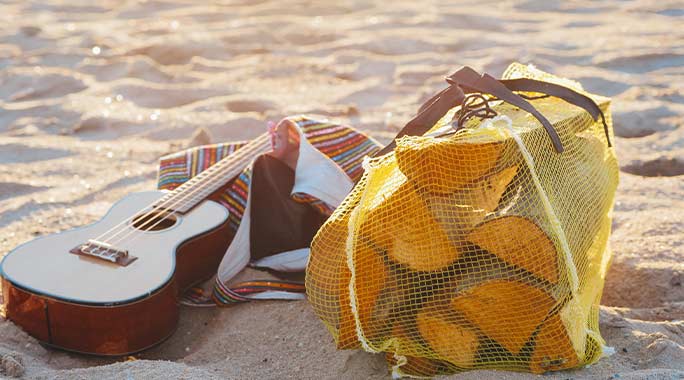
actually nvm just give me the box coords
[157,116,381,306]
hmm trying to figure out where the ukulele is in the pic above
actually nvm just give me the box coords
[0,129,283,356]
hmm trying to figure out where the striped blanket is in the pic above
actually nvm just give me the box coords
[157,116,381,306]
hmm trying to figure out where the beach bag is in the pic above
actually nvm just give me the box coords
[306,63,619,377]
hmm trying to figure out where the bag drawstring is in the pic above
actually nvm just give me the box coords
[452,93,498,129]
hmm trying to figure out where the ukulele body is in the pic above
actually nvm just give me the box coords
[0,191,232,355]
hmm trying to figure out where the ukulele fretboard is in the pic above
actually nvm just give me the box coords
[153,133,271,214]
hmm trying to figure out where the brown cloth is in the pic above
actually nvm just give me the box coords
[249,155,328,261]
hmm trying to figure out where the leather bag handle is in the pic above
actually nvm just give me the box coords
[375,66,610,157]
[500,77,611,147]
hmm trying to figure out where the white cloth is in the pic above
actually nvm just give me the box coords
[292,127,354,207]
[251,248,310,272]
[215,174,253,284]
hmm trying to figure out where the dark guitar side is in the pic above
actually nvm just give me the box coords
[2,214,234,356]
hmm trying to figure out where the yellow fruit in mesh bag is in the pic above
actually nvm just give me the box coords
[464,165,519,213]
[337,270,359,349]
[384,324,443,377]
[385,352,442,377]
[451,280,555,354]
[352,242,389,342]
[416,308,480,367]
[542,135,617,269]
[336,242,388,347]
[366,182,460,271]
[308,211,360,349]
[467,216,559,284]
[395,135,503,194]
[425,165,519,242]
[530,314,580,373]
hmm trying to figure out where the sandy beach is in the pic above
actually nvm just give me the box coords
[0,0,682,378]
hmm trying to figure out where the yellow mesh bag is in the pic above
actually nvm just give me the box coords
[306,63,618,377]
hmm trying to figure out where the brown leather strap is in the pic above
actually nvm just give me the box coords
[375,66,611,157]
[375,84,465,156]
[500,78,611,147]
[448,67,564,153]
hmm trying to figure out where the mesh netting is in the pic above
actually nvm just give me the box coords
[306,63,618,377]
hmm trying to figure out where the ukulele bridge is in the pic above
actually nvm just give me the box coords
[70,240,137,266]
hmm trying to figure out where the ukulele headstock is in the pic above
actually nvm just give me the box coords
[268,118,300,169]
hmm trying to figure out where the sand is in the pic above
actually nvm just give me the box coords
[0,0,682,379]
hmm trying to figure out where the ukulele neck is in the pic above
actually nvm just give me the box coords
[153,133,271,214]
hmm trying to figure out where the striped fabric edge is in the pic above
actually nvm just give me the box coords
[291,192,336,215]
[157,141,248,190]
[181,280,306,307]
[212,278,306,305]
[214,169,252,232]
[292,116,382,183]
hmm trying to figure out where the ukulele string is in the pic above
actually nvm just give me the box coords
[100,134,270,248]
[112,135,272,247]
[100,133,270,246]
[92,133,270,246]
[103,134,272,248]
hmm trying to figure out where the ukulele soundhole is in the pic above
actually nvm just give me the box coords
[131,210,178,231]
